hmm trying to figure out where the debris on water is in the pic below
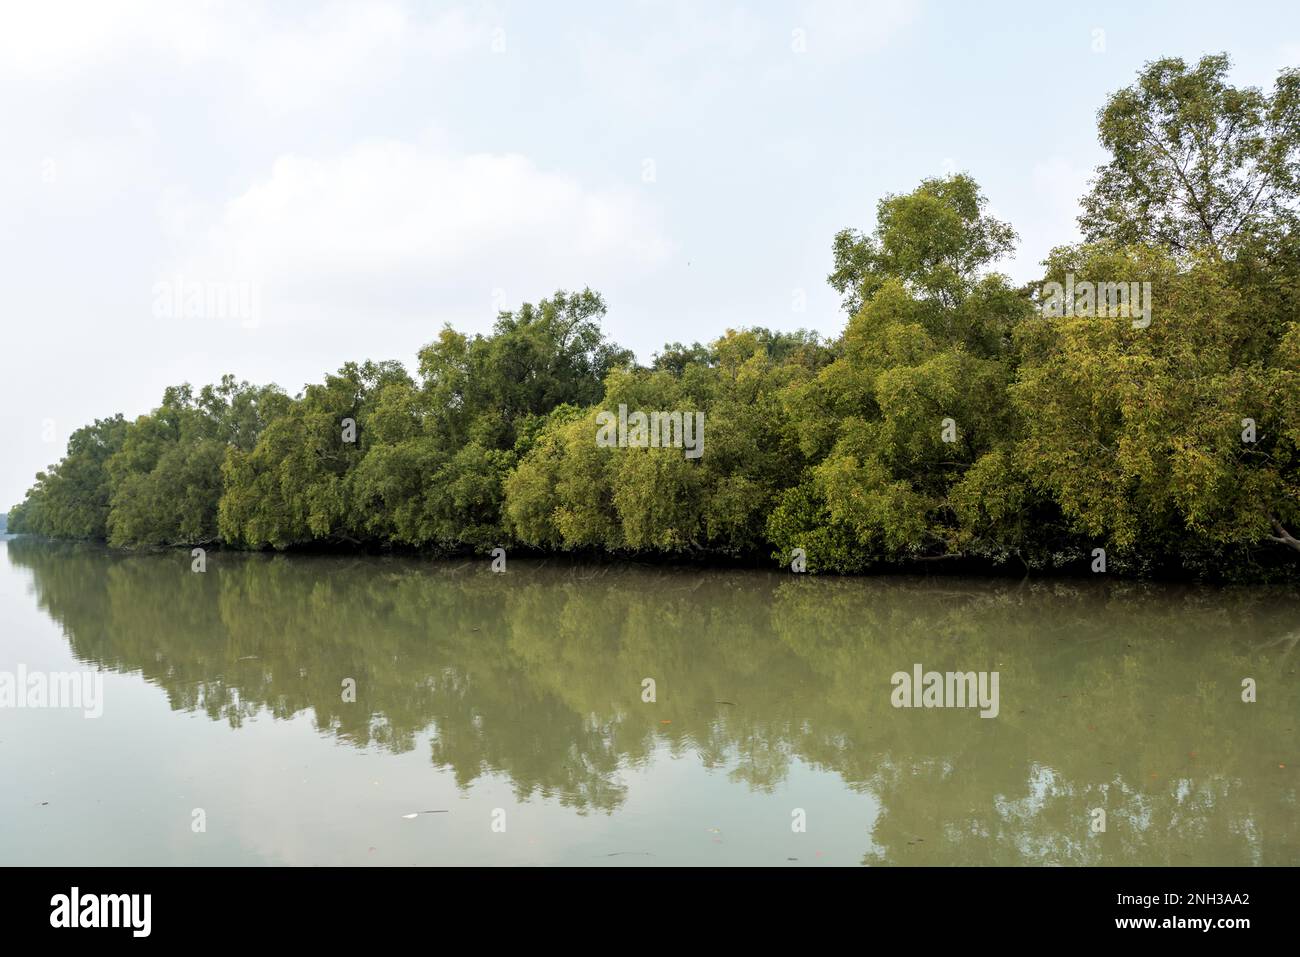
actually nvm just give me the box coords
[716,700,736,706]
[402,813,418,819]
[40,802,48,806]
[403,810,449,818]
[238,655,258,661]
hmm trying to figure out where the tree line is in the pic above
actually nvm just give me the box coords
[9,55,1300,579]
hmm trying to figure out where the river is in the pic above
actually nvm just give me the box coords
[1,537,1296,865]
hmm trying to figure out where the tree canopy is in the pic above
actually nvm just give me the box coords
[9,55,1300,581]
[1080,54,1300,257]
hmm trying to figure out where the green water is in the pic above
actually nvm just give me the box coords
[1,536,1296,866]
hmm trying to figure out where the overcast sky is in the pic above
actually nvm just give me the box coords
[2,0,1297,509]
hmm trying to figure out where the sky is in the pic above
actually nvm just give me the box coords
[1,0,1298,509]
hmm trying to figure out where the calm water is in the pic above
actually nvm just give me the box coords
[1,536,1297,866]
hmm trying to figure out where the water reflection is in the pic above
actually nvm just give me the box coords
[6,537,1298,865]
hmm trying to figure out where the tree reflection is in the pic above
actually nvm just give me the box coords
[7,538,1298,864]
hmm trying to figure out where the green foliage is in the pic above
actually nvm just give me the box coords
[829,173,1016,313]
[106,378,288,547]
[504,328,829,557]
[1012,242,1300,574]
[1080,53,1300,257]
[8,415,128,539]
[768,175,1032,573]
[219,362,406,548]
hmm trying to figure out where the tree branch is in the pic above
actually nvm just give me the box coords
[1267,514,1300,553]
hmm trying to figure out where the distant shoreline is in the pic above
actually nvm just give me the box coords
[6,534,1298,586]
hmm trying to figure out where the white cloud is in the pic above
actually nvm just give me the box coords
[0,0,175,74]
[169,140,674,326]
[0,0,494,112]
[232,4,492,113]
